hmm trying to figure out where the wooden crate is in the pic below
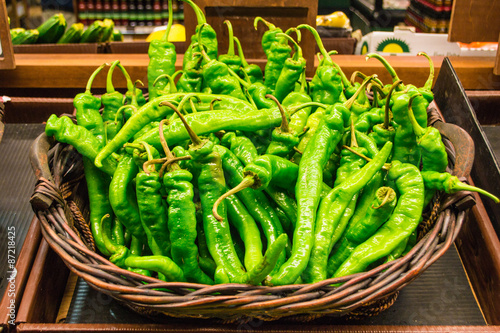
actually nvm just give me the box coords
[183,0,318,76]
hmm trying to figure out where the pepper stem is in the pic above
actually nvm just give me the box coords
[159,100,203,147]
[408,93,426,138]
[289,102,327,115]
[153,70,182,94]
[234,36,249,67]
[114,105,136,123]
[253,16,276,31]
[344,74,377,110]
[159,155,191,178]
[106,60,120,94]
[332,62,350,88]
[224,20,235,56]
[213,176,255,221]
[418,52,434,91]
[373,187,396,209]
[366,53,404,91]
[384,79,403,129]
[181,0,206,25]
[162,0,173,42]
[196,25,212,62]
[297,24,330,64]
[342,145,392,170]
[266,94,289,133]
[227,67,250,88]
[275,32,302,61]
[350,118,358,148]
[159,119,175,160]
[448,178,500,203]
[117,63,134,93]
[85,63,107,94]
[138,141,156,173]
[177,93,201,114]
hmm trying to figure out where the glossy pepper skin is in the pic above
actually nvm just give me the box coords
[176,47,203,93]
[328,186,397,275]
[273,33,306,103]
[197,24,247,101]
[268,105,345,286]
[45,115,117,176]
[94,95,179,168]
[181,0,218,70]
[334,160,425,278]
[136,163,172,259]
[109,153,147,245]
[101,61,125,142]
[298,24,344,105]
[74,64,106,147]
[263,32,292,91]
[265,95,300,157]
[234,36,263,84]
[303,142,393,283]
[213,143,286,274]
[218,20,242,74]
[147,0,176,99]
[82,157,113,256]
[163,168,214,284]
[134,107,285,153]
[391,94,421,167]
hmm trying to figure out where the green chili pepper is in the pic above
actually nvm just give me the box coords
[334,160,424,278]
[135,142,171,261]
[181,0,218,69]
[125,255,185,282]
[109,153,147,244]
[158,120,214,284]
[218,20,242,74]
[213,143,287,274]
[75,63,106,147]
[392,94,422,166]
[82,157,113,257]
[297,24,344,105]
[102,60,125,142]
[265,94,300,157]
[94,95,179,168]
[268,103,346,286]
[254,17,283,58]
[303,141,393,283]
[147,0,176,99]
[234,36,263,84]
[45,115,117,176]
[328,186,397,275]
[263,28,295,91]
[134,105,292,153]
[421,171,499,203]
[273,33,306,103]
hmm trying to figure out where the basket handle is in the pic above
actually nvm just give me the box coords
[30,132,56,210]
[433,119,477,211]
[433,120,475,179]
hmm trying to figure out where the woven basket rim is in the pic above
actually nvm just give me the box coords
[30,105,476,322]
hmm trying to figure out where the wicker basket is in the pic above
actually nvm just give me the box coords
[29,105,476,322]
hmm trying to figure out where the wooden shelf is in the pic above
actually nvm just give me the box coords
[2,54,500,91]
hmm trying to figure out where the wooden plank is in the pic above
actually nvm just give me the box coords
[0,217,42,331]
[0,0,15,70]
[449,0,500,43]
[16,239,70,324]
[15,323,500,332]
[2,54,500,91]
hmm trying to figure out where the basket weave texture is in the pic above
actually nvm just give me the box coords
[30,106,476,322]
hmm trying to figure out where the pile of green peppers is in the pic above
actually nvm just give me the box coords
[44,2,499,286]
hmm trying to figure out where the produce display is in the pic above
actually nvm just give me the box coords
[44,0,498,287]
[10,14,123,45]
